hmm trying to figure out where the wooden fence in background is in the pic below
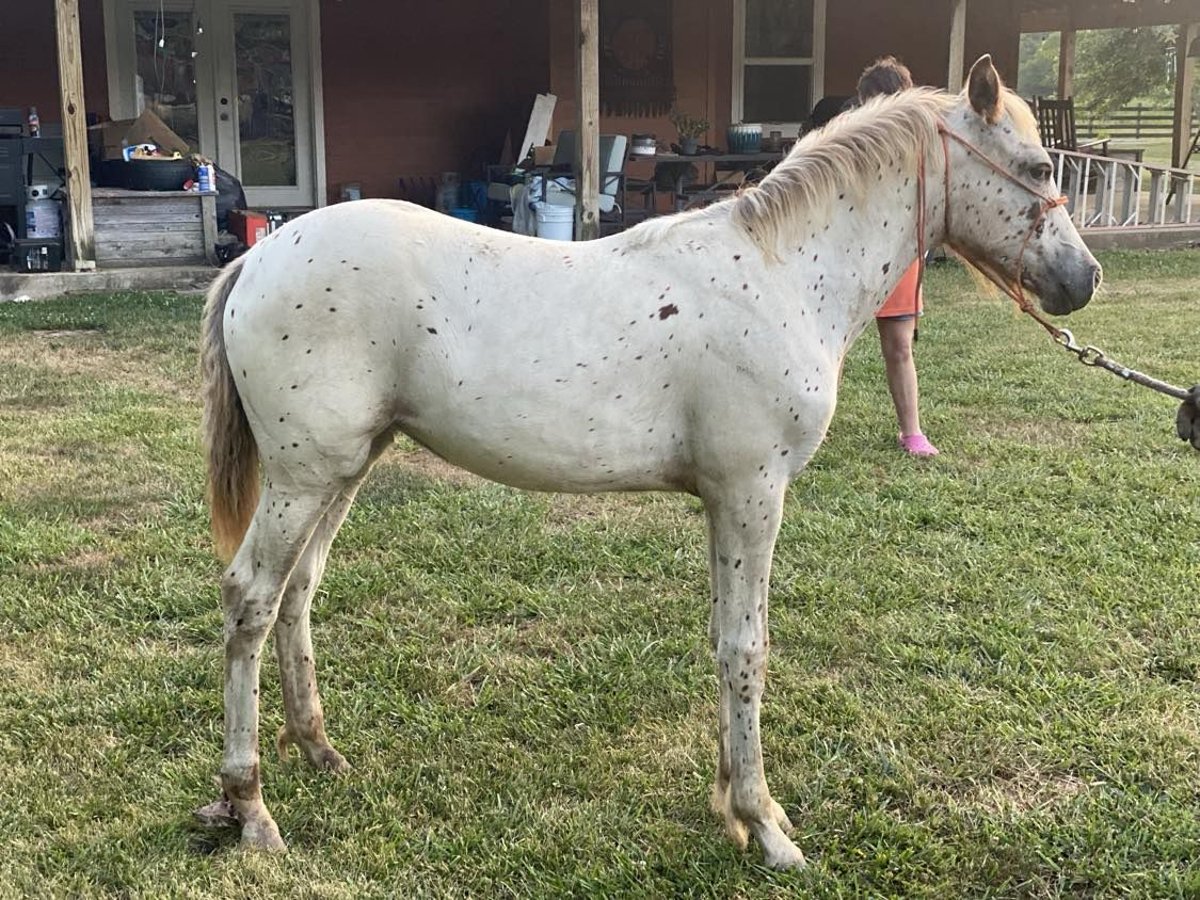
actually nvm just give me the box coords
[1076,104,1200,140]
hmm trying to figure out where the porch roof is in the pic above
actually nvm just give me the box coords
[1019,0,1200,32]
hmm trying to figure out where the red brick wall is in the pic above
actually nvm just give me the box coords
[0,0,110,126]
[318,0,551,204]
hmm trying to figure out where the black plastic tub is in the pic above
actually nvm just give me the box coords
[95,158,195,191]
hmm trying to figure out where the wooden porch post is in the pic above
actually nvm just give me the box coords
[947,0,967,92]
[1057,26,1076,99]
[1173,22,1199,169]
[54,0,96,270]
[574,0,600,241]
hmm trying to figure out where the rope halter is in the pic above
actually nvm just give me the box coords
[917,120,1069,340]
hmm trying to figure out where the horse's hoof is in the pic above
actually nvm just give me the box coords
[315,747,350,774]
[762,839,806,870]
[194,797,238,829]
[277,725,351,774]
[239,818,287,852]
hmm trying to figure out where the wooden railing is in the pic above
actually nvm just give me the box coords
[1048,147,1195,229]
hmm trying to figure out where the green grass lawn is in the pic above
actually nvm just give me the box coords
[2,252,1200,897]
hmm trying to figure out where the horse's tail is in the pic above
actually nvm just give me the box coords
[200,256,259,561]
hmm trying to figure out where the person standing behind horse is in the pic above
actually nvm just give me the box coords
[853,56,940,457]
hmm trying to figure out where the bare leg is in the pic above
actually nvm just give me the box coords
[704,477,804,869]
[220,481,338,851]
[876,316,920,437]
[274,483,364,772]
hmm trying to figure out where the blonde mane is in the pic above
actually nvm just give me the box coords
[729,86,1040,256]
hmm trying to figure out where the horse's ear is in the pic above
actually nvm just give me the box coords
[967,54,1002,124]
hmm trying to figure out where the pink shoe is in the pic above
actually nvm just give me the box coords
[899,432,939,457]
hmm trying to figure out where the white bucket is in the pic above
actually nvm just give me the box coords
[535,202,574,241]
[26,197,61,239]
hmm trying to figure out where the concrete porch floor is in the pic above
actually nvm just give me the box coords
[0,265,218,302]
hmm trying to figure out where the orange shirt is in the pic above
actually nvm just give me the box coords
[875,258,923,318]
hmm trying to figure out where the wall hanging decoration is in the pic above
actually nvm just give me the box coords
[600,0,675,118]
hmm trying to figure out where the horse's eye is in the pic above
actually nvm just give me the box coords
[1031,163,1053,182]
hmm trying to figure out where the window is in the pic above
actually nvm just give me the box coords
[733,0,826,126]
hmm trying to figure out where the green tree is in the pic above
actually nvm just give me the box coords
[1018,26,1176,111]
[1017,32,1059,98]
[1074,26,1175,113]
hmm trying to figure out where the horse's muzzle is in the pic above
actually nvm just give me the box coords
[1036,258,1102,316]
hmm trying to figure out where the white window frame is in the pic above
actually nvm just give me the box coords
[732,0,826,129]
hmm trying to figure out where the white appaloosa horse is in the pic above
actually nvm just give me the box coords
[199,57,1100,867]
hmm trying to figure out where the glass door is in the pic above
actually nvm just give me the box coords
[214,1,314,207]
[109,0,316,208]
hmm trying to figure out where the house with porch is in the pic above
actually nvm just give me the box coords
[1,0,1197,286]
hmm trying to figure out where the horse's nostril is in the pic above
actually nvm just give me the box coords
[1091,265,1103,290]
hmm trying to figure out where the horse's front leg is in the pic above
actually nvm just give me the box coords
[704,478,804,870]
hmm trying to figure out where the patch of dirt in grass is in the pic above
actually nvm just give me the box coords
[985,416,1092,449]
[953,768,1089,816]
[30,327,106,338]
[25,547,117,575]
[0,641,54,693]
[4,458,174,515]
[76,499,169,534]
[543,492,695,533]
[511,616,576,660]
[545,493,647,530]
[0,337,194,402]
[379,447,482,487]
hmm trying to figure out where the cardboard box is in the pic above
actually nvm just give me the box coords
[532,144,556,166]
[88,109,192,161]
[228,210,269,247]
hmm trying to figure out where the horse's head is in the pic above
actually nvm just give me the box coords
[941,56,1101,316]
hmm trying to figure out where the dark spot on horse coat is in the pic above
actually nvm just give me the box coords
[427,327,438,334]
[658,304,679,320]
[882,262,891,274]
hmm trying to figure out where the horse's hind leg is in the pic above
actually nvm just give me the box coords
[274,481,364,773]
[220,479,339,851]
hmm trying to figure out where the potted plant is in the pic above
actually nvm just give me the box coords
[670,109,709,156]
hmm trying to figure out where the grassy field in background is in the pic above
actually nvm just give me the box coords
[2,251,1200,897]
